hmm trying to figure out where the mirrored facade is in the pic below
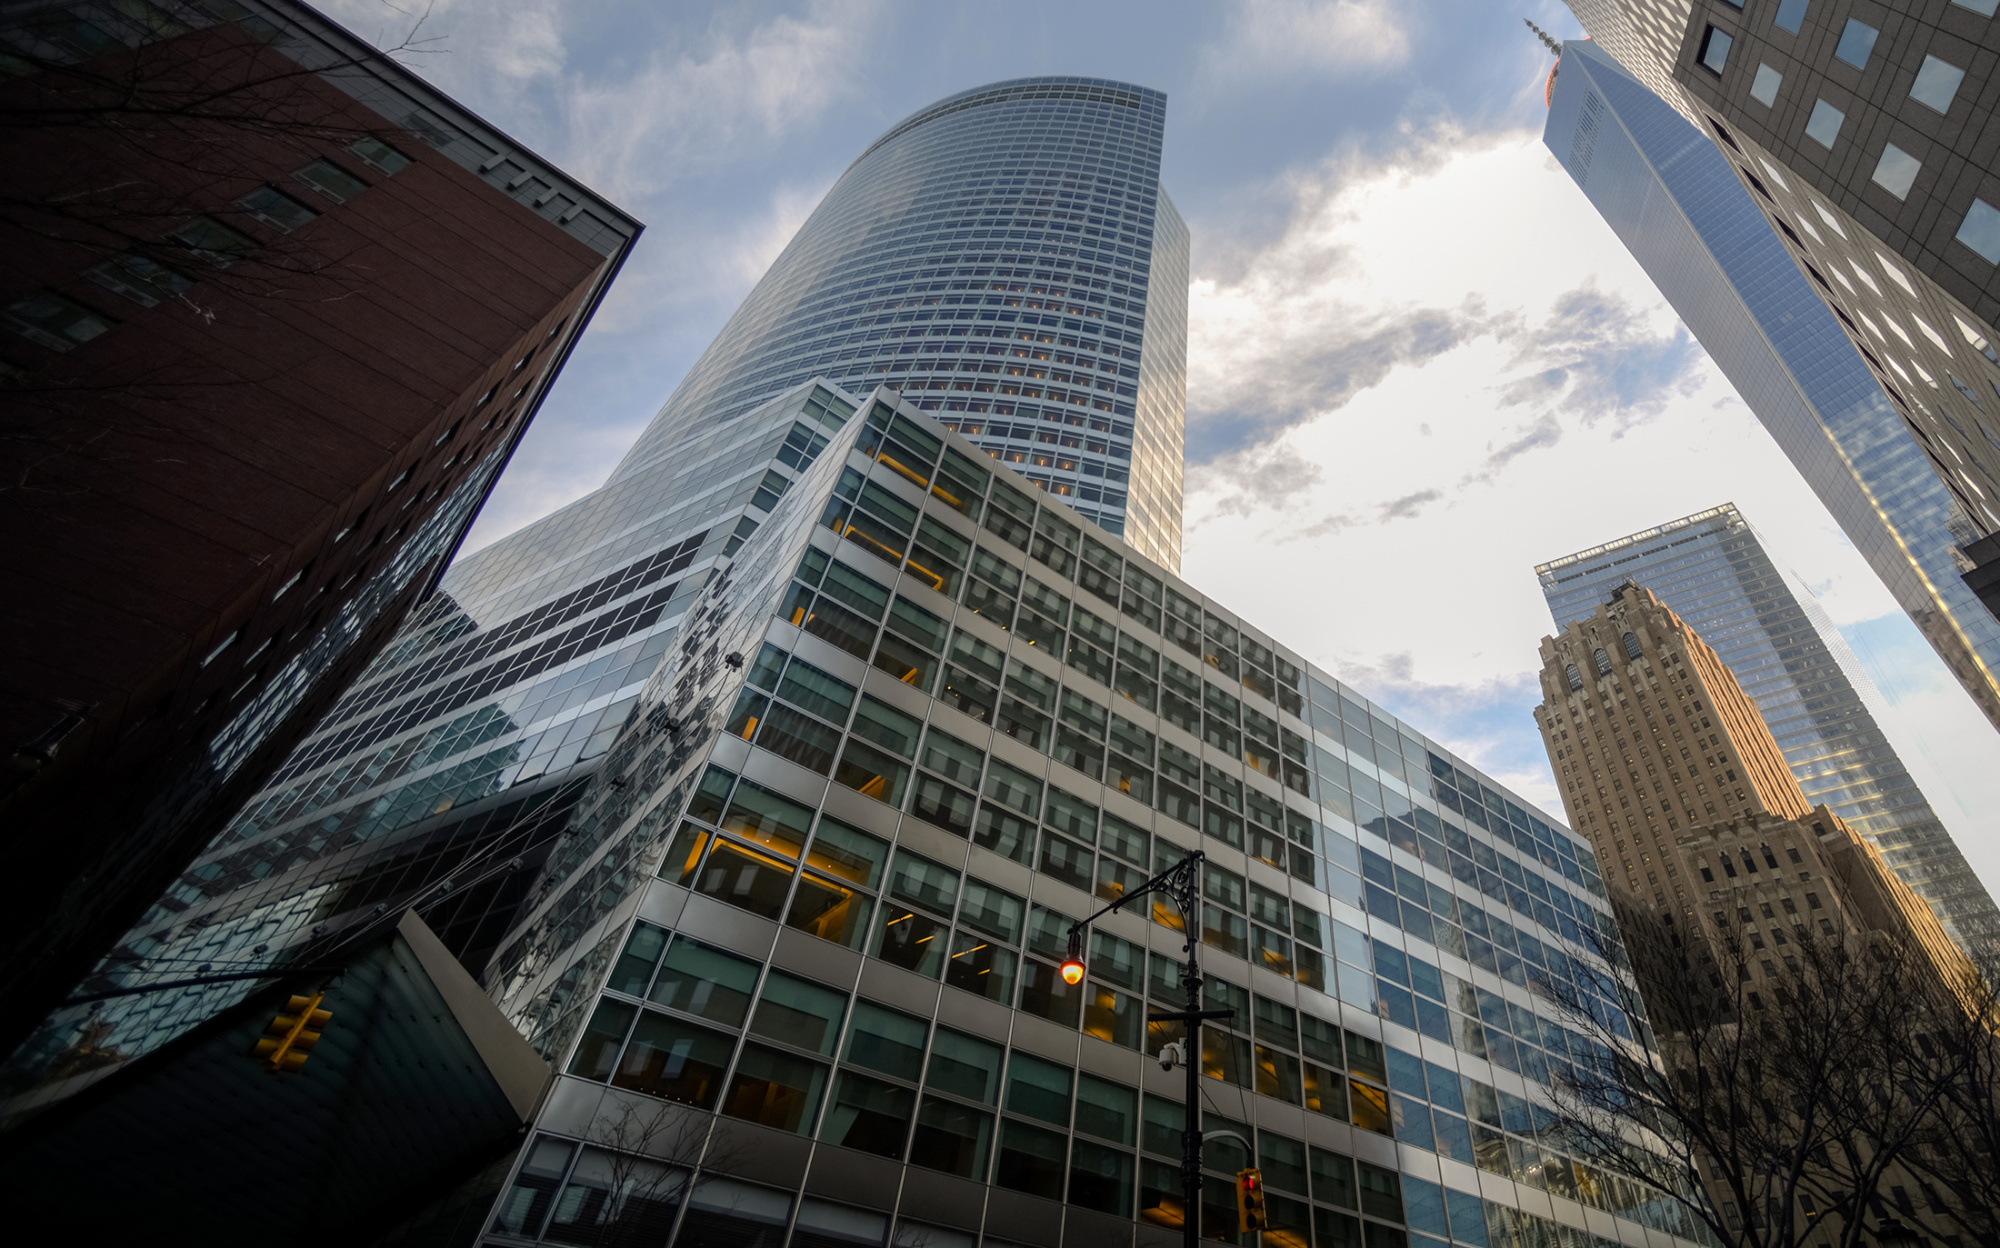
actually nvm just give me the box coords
[463,385,1706,1248]
[611,77,1188,571]
[1538,504,2000,967]
[1544,38,2000,735]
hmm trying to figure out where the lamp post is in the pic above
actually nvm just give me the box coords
[1062,850,1231,1248]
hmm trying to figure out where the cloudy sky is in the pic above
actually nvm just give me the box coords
[327,0,2000,893]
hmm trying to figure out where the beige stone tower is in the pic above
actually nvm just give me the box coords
[1533,581,1969,989]
[1534,581,1809,908]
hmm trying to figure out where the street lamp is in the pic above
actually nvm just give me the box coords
[1061,850,1232,1248]
[1060,930,1086,985]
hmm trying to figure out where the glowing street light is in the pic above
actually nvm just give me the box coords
[1059,929,1086,985]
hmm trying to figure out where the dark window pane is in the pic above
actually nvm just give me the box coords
[722,1043,827,1134]
[648,939,759,1026]
[1068,1139,1134,1215]
[910,1095,992,1179]
[870,906,947,978]
[996,1119,1068,1199]
[1254,1044,1303,1104]
[693,839,795,919]
[607,924,668,997]
[1082,982,1143,1050]
[750,971,847,1056]
[543,1147,684,1246]
[611,1012,735,1108]
[1005,1050,1073,1126]
[820,1071,914,1158]
[927,1027,1004,1104]
[567,999,636,1081]
[785,873,873,949]
[844,1000,928,1081]
[945,930,1016,1002]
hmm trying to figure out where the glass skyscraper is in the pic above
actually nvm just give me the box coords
[1537,503,2000,968]
[11,77,1697,1248]
[612,76,1189,573]
[1544,37,2000,737]
[463,384,1688,1248]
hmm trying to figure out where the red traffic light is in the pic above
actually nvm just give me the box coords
[1059,957,1085,985]
[1236,1167,1268,1232]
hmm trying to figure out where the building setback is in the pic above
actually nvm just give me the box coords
[1545,34,2000,736]
[1537,503,2000,970]
[0,0,638,1053]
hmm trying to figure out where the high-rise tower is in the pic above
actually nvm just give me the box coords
[0,0,638,1056]
[1542,36,2000,736]
[4,74,1707,1243]
[1557,3,2000,631]
[1537,503,2000,970]
[1531,582,1977,1247]
[613,76,1189,572]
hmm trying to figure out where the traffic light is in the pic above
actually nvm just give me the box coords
[1236,1167,1268,1233]
[251,991,332,1072]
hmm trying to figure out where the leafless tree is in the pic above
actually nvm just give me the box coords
[576,1097,753,1247]
[1539,900,1992,1248]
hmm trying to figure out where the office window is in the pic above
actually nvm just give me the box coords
[1871,144,1921,200]
[4,289,111,351]
[1834,19,1878,69]
[1699,26,1734,75]
[1805,99,1845,148]
[1952,0,1997,15]
[1910,56,1966,114]
[1956,198,2000,265]
[1751,63,1782,106]
[294,159,370,203]
[1774,0,1808,32]
[86,252,192,308]
[237,185,317,233]
[350,136,411,174]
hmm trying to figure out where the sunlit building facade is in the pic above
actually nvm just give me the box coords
[449,386,1700,1248]
[611,76,1189,572]
[1544,36,2000,736]
[1537,504,2000,970]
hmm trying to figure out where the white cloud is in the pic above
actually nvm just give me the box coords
[1203,0,1412,80]
[315,0,882,202]
[1176,128,1920,820]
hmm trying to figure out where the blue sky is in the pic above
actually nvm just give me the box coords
[327,0,2000,894]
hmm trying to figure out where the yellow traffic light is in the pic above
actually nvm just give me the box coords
[1236,1167,1268,1233]
[251,991,332,1072]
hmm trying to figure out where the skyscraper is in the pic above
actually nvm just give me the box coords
[612,76,1189,572]
[1537,503,2000,969]
[7,75,1702,1248]
[1559,2,2000,626]
[0,0,638,1054]
[2,75,1184,1096]
[1531,581,1977,1247]
[1542,36,2000,737]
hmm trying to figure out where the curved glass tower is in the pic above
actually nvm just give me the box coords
[615,76,1189,571]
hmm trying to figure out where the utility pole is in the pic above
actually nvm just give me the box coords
[1060,850,1230,1247]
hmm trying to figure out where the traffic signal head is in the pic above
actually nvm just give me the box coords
[1236,1167,1268,1233]
[250,992,332,1072]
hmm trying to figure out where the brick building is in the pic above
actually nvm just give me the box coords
[0,0,638,1052]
